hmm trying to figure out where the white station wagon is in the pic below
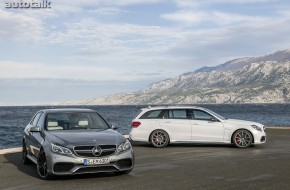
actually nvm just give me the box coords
[129,106,266,148]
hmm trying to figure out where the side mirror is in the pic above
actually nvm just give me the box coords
[111,124,118,130]
[30,126,41,132]
[210,118,219,122]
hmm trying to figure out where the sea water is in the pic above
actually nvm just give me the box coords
[0,104,289,149]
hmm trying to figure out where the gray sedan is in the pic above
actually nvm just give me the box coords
[22,108,134,179]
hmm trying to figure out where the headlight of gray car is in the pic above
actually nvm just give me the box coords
[50,143,73,156]
[251,125,262,132]
[117,139,131,152]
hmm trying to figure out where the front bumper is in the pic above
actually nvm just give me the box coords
[44,147,134,175]
[253,130,266,144]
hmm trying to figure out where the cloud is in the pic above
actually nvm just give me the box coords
[38,0,163,15]
[54,0,163,6]
[0,9,43,42]
[172,0,277,8]
[161,11,207,25]
[1,0,290,106]
[0,61,113,80]
[0,0,163,43]
[44,18,179,45]
[159,0,290,65]
[163,15,290,66]
[89,7,127,15]
[161,10,269,26]
[0,59,175,82]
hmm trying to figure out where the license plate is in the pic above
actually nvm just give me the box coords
[84,158,110,165]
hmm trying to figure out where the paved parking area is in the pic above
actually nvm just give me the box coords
[1,129,290,190]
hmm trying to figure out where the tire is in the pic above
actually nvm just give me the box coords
[22,142,31,165]
[150,130,170,148]
[37,149,51,180]
[232,129,253,148]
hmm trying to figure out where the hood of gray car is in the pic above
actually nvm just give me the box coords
[45,129,125,147]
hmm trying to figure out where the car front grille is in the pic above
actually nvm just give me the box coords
[74,145,116,157]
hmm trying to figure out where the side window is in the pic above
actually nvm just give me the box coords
[31,113,42,126]
[140,110,162,119]
[193,110,214,121]
[36,113,45,128]
[172,109,187,119]
[169,110,173,118]
[163,109,189,119]
[187,109,194,119]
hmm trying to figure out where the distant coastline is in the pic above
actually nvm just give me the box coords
[51,50,290,106]
[1,102,290,107]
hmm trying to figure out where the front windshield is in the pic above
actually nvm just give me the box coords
[45,112,110,131]
[204,109,227,120]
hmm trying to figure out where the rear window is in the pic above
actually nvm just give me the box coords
[140,110,162,119]
[134,110,143,119]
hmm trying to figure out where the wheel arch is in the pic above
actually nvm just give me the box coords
[231,128,254,144]
[148,129,171,143]
[39,146,44,152]
[36,146,45,161]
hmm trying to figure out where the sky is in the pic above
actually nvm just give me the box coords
[1,0,290,105]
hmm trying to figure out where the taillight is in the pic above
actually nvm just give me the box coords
[131,121,141,128]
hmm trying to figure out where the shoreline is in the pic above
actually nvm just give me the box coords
[0,147,22,155]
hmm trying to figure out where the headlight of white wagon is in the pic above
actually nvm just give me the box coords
[251,125,262,132]
[117,139,131,152]
[50,143,73,156]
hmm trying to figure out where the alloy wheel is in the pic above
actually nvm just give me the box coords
[150,130,169,148]
[233,130,252,148]
[37,150,49,179]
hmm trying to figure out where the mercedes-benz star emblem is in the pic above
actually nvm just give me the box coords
[92,146,102,156]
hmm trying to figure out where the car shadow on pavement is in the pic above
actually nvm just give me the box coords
[131,141,235,148]
[4,152,39,178]
[3,152,130,180]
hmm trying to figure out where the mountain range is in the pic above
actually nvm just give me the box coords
[58,49,290,105]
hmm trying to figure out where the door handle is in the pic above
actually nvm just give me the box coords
[191,123,199,125]
[164,121,171,123]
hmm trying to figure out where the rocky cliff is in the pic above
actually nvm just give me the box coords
[58,49,290,105]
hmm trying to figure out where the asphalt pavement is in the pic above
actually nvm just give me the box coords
[1,128,290,190]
